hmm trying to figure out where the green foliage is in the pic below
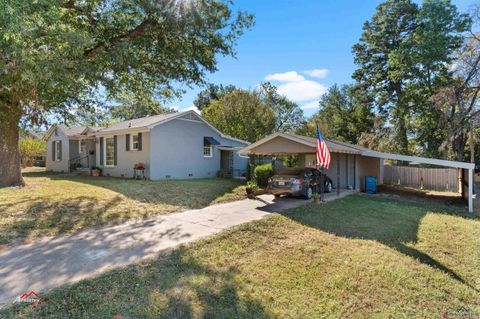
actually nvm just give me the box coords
[303,84,374,145]
[352,0,471,156]
[202,90,276,142]
[0,0,253,123]
[246,180,259,192]
[259,82,305,133]
[194,83,238,111]
[201,83,304,142]
[18,138,46,166]
[283,155,299,168]
[253,163,274,187]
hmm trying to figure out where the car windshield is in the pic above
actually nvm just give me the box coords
[276,169,306,176]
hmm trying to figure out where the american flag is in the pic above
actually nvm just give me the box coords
[316,126,331,169]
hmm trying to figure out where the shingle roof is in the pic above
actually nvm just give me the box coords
[98,112,180,133]
[58,125,88,136]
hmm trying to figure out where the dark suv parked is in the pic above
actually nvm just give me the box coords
[267,168,333,199]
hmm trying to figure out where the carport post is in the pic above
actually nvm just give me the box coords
[468,168,473,213]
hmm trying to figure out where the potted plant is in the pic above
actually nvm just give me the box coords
[91,166,102,177]
[134,162,145,170]
[246,181,259,199]
[312,192,321,204]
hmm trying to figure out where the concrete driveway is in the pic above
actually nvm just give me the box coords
[0,194,313,305]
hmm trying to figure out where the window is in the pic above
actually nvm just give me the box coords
[203,145,212,157]
[55,141,61,161]
[79,139,86,154]
[131,134,139,150]
[105,137,115,166]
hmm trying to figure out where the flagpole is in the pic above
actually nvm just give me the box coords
[316,123,325,202]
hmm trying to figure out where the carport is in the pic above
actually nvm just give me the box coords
[240,132,476,213]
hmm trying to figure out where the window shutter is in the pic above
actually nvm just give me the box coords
[52,141,55,161]
[126,134,130,151]
[100,137,104,165]
[114,135,117,166]
[58,141,62,161]
[138,133,142,151]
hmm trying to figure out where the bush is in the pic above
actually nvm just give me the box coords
[19,138,46,167]
[253,163,274,187]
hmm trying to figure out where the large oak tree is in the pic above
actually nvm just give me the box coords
[0,0,253,186]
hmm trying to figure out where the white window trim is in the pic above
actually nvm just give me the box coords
[203,144,213,158]
[104,136,115,167]
[130,134,139,151]
[55,140,61,162]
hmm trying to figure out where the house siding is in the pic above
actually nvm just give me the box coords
[303,153,356,189]
[96,132,150,178]
[69,140,79,161]
[45,128,70,173]
[149,118,248,180]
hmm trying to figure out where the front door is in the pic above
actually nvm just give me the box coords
[220,150,233,176]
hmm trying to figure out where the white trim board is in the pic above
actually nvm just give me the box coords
[363,150,475,170]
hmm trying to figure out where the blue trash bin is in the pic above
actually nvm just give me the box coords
[365,176,377,194]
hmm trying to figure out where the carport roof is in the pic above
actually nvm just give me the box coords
[241,132,361,155]
[240,132,362,155]
[240,132,474,170]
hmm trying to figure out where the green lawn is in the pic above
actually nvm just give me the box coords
[2,195,479,318]
[0,168,246,245]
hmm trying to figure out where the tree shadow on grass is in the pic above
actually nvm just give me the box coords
[21,170,245,209]
[281,194,479,291]
[0,246,271,319]
[0,196,124,244]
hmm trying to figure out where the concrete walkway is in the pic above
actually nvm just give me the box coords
[0,191,355,305]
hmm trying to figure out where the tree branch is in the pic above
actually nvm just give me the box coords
[84,19,159,59]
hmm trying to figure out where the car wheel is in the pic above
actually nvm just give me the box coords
[305,186,313,200]
[324,180,332,193]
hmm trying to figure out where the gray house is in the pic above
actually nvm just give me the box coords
[44,111,249,179]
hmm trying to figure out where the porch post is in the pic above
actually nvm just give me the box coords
[346,154,349,188]
[337,153,340,196]
[353,155,357,190]
[468,168,473,213]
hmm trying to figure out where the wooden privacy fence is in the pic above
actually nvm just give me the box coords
[383,165,459,192]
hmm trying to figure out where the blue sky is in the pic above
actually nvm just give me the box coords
[171,0,475,117]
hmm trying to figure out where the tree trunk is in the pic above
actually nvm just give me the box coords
[394,83,409,155]
[453,132,466,162]
[396,108,409,155]
[469,127,475,164]
[0,113,24,187]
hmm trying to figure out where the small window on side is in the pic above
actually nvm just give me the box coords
[203,145,212,157]
[55,141,61,161]
[131,134,139,150]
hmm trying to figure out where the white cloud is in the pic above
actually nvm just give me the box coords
[301,100,320,110]
[303,68,328,79]
[277,80,327,102]
[265,71,304,82]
